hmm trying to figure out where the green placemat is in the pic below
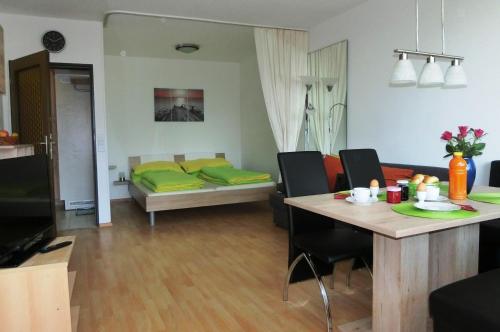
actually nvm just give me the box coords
[392,202,479,220]
[468,192,500,205]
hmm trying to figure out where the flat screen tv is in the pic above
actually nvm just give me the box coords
[0,154,56,268]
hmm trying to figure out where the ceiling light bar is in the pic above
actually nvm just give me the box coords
[393,49,464,61]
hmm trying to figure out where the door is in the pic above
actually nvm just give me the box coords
[9,50,57,225]
[9,50,53,156]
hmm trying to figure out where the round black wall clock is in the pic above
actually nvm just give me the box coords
[42,31,66,53]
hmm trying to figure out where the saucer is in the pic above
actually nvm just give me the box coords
[346,196,378,206]
[413,195,448,202]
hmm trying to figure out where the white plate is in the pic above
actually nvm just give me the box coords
[413,195,448,202]
[414,202,460,212]
[346,196,378,206]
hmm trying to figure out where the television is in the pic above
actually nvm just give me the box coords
[0,154,56,268]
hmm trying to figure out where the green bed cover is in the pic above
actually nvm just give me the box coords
[141,171,204,193]
[199,167,271,185]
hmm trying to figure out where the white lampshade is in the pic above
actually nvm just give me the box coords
[419,56,444,87]
[390,53,417,86]
[444,59,467,88]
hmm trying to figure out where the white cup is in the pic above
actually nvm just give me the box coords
[426,185,440,201]
[351,187,371,203]
[370,186,379,198]
[417,191,427,202]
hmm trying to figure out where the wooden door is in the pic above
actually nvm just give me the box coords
[9,50,57,225]
[9,51,52,155]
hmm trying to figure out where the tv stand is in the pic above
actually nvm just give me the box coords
[0,236,78,331]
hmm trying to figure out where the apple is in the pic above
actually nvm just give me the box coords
[0,130,9,138]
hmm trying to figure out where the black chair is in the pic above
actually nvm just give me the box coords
[479,161,500,272]
[489,161,500,187]
[278,151,372,332]
[339,149,386,189]
[429,268,500,331]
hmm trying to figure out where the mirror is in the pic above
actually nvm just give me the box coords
[304,39,347,155]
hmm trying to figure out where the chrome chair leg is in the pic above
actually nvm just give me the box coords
[345,258,355,289]
[361,257,373,279]
[283,253,306,301]
[330,263,336,289]
[303,253,333,332]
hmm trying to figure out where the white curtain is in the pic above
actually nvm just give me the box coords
[254,28,308,152]
[308,40,347,154]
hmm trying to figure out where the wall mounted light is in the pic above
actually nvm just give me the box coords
[322,77,338,92]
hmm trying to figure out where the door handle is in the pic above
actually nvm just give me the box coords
[39,135,49,154]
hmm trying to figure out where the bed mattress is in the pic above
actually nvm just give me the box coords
[132,181,276,197]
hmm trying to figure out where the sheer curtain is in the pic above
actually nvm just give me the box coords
[308,40,347,154]
[254,28,308,152]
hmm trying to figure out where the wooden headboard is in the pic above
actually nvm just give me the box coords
[128,152,226,170]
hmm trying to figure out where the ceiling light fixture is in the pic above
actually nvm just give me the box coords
[391,0,466,88]
[175,43,200,54]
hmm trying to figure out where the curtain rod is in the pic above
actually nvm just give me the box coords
[103,10,308,31]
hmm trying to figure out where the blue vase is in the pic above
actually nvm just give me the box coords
[465,157,476,194]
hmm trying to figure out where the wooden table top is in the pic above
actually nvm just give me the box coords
[285,186,500,239]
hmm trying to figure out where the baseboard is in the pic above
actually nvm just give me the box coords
[111,197,132,203]
[98,222,113,228]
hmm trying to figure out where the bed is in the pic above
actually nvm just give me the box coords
[128,152,276,226]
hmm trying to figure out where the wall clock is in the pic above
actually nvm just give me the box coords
[42,31,66,53]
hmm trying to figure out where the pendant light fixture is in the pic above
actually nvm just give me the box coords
[419,56,444,87]
[444,59,467,88]
[391,52,417,86]
[391,0,466,88]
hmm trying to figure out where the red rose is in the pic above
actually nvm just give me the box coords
[458,126,469,137]
[440,131,453,141]
[474,128,485,138]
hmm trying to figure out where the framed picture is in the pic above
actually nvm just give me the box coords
[154,88,204,122]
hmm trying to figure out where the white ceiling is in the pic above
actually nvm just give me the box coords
[0,0,366,30]
[104,16,255,62]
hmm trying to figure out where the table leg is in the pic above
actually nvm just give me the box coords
[372,224,480,332]
[373,233,430,332]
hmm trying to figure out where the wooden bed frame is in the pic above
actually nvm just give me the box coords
[128,153,276,226]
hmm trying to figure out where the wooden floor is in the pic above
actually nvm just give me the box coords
[62,200,372,332]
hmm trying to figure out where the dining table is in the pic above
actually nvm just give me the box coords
[284,185,500,332]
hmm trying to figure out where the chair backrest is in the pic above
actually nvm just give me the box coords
[277,151,330,198]
[339,149,386,189]
[490,161,500,187]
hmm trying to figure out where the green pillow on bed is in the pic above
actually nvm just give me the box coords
[179,158,232,174]
[133,161,184,175]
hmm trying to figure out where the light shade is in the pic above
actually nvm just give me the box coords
[390,53,417,86]
[175,43,200,54]
[322,77,338,92]
[419,56,444,87]
[444,59,467,88]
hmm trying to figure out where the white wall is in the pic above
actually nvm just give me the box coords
[105,55,242,199]
[0,13,111,223]
[240,52,279,180]
[310,0,500,185]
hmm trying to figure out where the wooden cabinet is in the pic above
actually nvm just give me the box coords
[0,144,34,159]
[0,236,79,332]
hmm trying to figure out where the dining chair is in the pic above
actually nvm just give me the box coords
[277,151,372,332]
[339,149,386,189]
[429,268,500,331]
[479,160,500,272]
[489,160,500,187]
